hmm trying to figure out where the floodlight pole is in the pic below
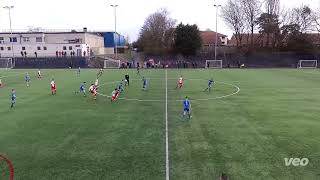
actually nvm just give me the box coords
[111,4,118,60]
[214,4,221,61]
[3,6,15,59]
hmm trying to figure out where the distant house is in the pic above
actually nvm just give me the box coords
[229,33,280,48]
[200,31,228,52]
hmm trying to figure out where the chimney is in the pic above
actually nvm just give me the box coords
[83,27,87,32]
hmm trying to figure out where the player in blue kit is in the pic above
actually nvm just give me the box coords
[79,82,86,96]
[204,78,214,92]
[11,89,16,108]
[25,73,31,87]
[183,97,191,119]
[77,67,81,76]
[75,82,86,96]
[118,80,124,92]
[142,77,148,90]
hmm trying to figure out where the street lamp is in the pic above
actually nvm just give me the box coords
[214,4,221,61]
[3,5,15,59]
[110,4,118,60]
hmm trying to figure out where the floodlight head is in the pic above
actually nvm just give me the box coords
[3,6,14,9]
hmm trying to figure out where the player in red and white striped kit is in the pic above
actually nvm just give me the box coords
[176,76,184,89]
[51,79,56,95]
[89,84,97,100]
[111,88,120,102]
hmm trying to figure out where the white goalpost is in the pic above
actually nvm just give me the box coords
[205,60,222,69]
[104,60,121,69]
[0,58,14,69]
[298,60,318,69]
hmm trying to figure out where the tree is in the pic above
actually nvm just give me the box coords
[265,0,280,16]
[261,0,280,48]
[221,0,246,48]
[241,0,262,47]
[256,13,280,48]
[174,23,202,56]
[286,33,313,52]
[137,9,176,55]
[290,5,314,33]
[277,6,316,52]
[312,10,320,32]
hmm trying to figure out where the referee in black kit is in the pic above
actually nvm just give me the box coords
[125,73,130,86]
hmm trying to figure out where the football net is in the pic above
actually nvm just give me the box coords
[298,60,318,69]
[0,58,14,69]
[205,60,222,68]
[104,60,121,69]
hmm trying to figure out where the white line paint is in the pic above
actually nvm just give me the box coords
[175,81,241,102]
[165,69,170,180]
[97,79,240,102]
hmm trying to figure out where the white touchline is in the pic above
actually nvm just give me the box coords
[165,69,169,180]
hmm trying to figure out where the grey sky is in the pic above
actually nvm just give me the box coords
[0,0,319,42]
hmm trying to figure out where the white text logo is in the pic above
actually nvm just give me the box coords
[284,158,309,166]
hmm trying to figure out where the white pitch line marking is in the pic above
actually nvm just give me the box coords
[97,79,240,102]
[165,69,169,180]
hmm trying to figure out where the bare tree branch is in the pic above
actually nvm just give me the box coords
[241,0,262,47]
[221,0,246,48]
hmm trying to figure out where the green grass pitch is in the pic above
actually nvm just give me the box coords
[0,68,320,180]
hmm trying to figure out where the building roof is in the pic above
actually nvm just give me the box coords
[200,31,227,45]
[0,30,121,37]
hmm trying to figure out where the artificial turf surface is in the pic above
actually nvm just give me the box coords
[0,68,320,180]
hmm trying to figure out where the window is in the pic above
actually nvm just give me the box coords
[22,47,26,50]
[0,37,4,44]
[63,46,67,50]
[69,46,72,50]
[23,37,30,42]
[75,38,83,43]
[7,47,11,51]
[10,37,17,42]
[0,47,4,51]
[36,37,43,42]
[75,45,81,47]
[43,46,47,50]
[37,46,41,50]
